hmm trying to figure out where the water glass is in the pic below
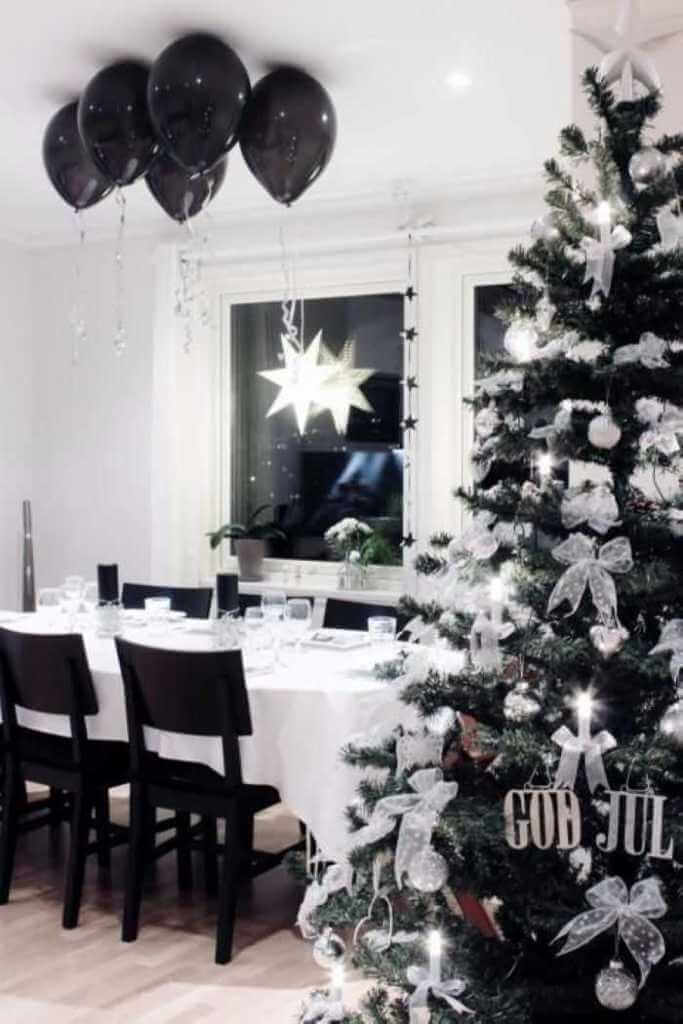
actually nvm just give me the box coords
[96,600,121,638]
[61,576,85,631]
[145,596,171,631]
[284,598,312,647]
[261,590,286,622]
[83,581,98,616]
[212,610,241,650]
[367,616,397,650]
[38,587,63,629]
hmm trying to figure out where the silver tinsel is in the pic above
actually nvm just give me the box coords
[595,960,638,1011]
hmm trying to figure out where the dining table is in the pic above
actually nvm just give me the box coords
[0,610,417,864]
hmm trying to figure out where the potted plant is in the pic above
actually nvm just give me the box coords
[208,505,287,581]
[325,517,373,590]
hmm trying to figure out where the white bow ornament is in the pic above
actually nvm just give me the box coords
[582,224,631,298]
[548,533,633,624]
[561,484,621,536]
[650,619,683,683]
[614,332,670,369]
[657,208,683,252]
[553,876,667,988]
[407,965,474,1022]
[297,862,354,940]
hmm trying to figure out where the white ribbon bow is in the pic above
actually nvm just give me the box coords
[297,862,354,940]
[561,484,621,536]
[639,404,683,457]
[657,208,683,252]
[650,619,683,683]
[582,225,632,298]
[475,369,524,396]
[407,966,474,1021]
[460,512,499,561]
[353,769,458,889]
[552,876,667,988]
[548,533,633,624]
[302,993,344,1023]
[551,719,616,793]
[614,332,670,369]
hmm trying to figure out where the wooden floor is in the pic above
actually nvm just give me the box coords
[0,791,367,1023]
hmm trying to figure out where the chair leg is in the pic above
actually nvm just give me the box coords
[122,782,147,943]
[49,787,64,829]
[94,790,111,870]
[0,759,21,904]
[216,802,242,965]
[202,815,218,896]
[238,808,255,878]
[176,811,193,892]
[62,790,91,929]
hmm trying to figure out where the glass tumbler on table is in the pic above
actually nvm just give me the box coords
[38,587,63,630]
[60,576,85,632]
[145,596,171,632]
[284,598,312,654]
[367,615,398,653]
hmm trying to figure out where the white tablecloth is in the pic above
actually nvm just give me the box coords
[0,613,414,862]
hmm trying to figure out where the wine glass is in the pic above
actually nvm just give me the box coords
[284,598,312,654]
[38,587,62,630]
[83,581,98,618]
[60,576,85,632]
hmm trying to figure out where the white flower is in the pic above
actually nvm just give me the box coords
[349,550,361,563]
[324,517,372,542]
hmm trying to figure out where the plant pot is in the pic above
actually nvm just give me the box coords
[235,538,265,581]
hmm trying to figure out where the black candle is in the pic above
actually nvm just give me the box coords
[216,573,239,614]
[97,564,119,604]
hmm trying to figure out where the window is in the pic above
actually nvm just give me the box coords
[225,292,404,565]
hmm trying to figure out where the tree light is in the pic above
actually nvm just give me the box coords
[538,452,553,479]
[504,322,538,362]
[428,929,442,981]
[489,576,507,603]
[596,201,612,226]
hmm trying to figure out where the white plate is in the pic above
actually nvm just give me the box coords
[302,629,371,652]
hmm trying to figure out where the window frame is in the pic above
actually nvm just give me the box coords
[207,249,413,591]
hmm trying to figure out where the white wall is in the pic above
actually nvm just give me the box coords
[30,237,156,590]
[0,241,32,609]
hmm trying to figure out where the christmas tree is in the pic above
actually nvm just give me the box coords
[296,50,683,1024]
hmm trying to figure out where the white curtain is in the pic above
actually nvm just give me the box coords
[149,244,215,586]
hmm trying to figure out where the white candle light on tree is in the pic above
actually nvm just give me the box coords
[575,690,594,745]
[489,575,506,628]
[597,200,612,245]
[428,929,442,982]
[538,451,553,481]
[330,964,345,1004]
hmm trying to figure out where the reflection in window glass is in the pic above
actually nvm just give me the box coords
[229,294,404,563]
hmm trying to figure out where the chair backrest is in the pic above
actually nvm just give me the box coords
[323,598,406,633]
[121,583,213,619]
[238,593,261,614]
[0,628,97,762]
[115,638,252,786]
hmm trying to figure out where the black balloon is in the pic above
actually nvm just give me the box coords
[43,102,113,209]
[146,151,226,222]
[78,61,158,186]
[148,33,250,175]
[239,67,337,205]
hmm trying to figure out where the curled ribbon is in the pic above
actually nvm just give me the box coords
[582,224,631,298]
[552,876,667,988]
[657,208,683,252]
[407,966,474,1021]
[561,484,621,536]
[352,768,458,889]
[614,332,670,370]
[547,533,633,625]
[551,720,616,793]
[650,619,683,683]
[297,862,354,940]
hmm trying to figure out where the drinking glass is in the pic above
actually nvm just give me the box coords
[367,616,397,651]
[145,596,171,632]
[212,610,241,651]
[96,601,121,639]
[261,591,286,622]
[83,581,98,617]
[284,598,312,653]
[38,587,62,630]
[60,576,85,631]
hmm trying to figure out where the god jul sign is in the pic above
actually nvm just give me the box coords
[503,692,675,861]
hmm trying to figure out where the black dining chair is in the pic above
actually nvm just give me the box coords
[115,637,291,964]
[121,583,213,619]
[323,597,409,633]
[0,629,128,928]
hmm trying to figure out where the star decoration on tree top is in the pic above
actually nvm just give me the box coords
[572,0,683,101]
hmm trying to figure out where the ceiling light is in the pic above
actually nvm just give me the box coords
[446,70,472,93]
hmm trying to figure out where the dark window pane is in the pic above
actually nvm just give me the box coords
[229,293,404,563]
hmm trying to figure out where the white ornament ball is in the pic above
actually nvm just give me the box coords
[588,414,622,450]
[407,848,449,893]
[629,147,665,188]
[312,928,347,970]
[530,212,559,243]
[595,959,638,1010]
[659,694,683,749]
[474,404,501,440]
[504,322,539,362]
[504,682,541,722]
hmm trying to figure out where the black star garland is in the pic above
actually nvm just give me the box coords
[401,533,416,548]
[404,285,417,302]
[401,416,418,432]
[405,376,419,391]
[402,232,419,557]
[401,327,418,341]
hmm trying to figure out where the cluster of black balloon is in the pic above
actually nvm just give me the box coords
[42,33,338,222]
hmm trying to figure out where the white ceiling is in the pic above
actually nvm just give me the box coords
[4,0,573,245]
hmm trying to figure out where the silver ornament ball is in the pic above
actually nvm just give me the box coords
[595,959,638,1011]
[588,413,622,450]
[407,848,449,893]
[629,147,665,187]
[504,682,541,722]
[312,928,347,970]
[504,322,539,362]
[590,624,629,659]
[659,692,683,750]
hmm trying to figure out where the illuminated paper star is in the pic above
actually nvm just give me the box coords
[573,0,683,100]
[318,339,376,434]
[258,331,337,434]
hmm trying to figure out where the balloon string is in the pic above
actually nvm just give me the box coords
[114,188,127,355]
[70,209,87,366]
[279,218,300,350]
